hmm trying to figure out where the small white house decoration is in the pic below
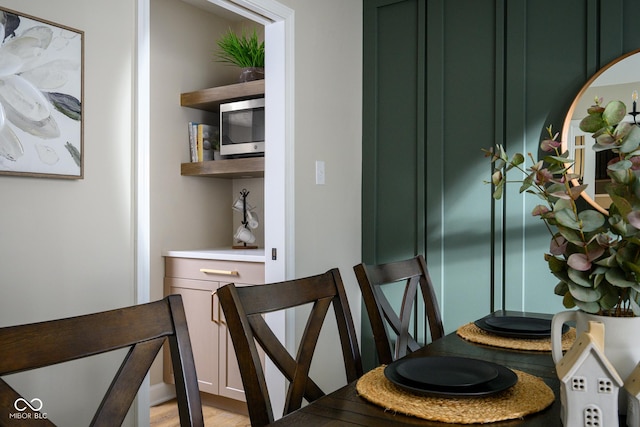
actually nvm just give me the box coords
[556,321,623,426]
[624,362,640,427]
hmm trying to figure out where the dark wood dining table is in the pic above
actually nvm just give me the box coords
[267,310,624,426]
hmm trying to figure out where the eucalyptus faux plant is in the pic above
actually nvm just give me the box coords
[215,28,264,68]
[485,98,640,316]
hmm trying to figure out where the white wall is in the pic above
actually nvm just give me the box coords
[278,0,363,394]
[0,0,136,425]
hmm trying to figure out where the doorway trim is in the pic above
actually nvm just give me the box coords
[135,0,294,424]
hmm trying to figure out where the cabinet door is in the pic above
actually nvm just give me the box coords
[170,282,220,395]
[165,257,264,402]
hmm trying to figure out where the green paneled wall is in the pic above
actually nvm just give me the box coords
[363,0,424,264]
[426,0,496,338]
[362,0,424,367]
[362,0,640,370]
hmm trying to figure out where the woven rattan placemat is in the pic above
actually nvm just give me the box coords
[356,365,554,424]
[456,322,576,352]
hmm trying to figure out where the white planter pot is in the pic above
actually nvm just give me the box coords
[552,310,640,414]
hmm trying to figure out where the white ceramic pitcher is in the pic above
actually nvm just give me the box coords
[551,309,640,413]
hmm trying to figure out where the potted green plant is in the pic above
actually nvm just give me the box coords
[485,99,640,400]
[215,28,265,82]
[487,99,640,316]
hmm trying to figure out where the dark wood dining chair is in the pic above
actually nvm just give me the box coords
[0,295,204,427]
[354,254,444,365]
[217,268,363,427]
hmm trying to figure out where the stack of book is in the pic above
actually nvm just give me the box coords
[187,122,219,162]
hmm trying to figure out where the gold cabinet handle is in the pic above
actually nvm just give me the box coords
[200,268,239,276]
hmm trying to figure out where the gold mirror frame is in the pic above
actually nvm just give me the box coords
[561,48,640,215]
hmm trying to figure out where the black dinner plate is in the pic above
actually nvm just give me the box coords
[384,356,518,397]
[474,316,568,339]
[484,316,552,333]
[394,356,499,388]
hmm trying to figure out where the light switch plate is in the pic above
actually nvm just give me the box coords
[315,160,325,185]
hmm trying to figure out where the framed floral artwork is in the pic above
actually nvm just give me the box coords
[0,7,83,179]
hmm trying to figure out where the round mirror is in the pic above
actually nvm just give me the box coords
[561,48,640,214]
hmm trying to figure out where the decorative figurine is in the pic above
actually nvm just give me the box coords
[556,321,622,426]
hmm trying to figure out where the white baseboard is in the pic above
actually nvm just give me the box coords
[149,382,176,406]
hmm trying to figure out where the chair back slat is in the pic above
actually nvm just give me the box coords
[217,268,363,427]
[92,338,165,426]
[354,255,444,365]
[247,314,325,402]
[0,303,174,374]
[0,295,204,427]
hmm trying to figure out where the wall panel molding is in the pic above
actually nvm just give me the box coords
[362,0,640,364]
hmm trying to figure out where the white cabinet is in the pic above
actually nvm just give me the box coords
[163,253,264,402]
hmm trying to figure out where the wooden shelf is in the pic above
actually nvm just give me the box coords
[180,80,265,112]
[180,81,265,177]
[181,157,264,178]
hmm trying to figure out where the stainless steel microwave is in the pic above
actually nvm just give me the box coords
[220,98,265,156]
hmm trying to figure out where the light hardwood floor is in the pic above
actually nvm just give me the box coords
[150,400,250,427]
